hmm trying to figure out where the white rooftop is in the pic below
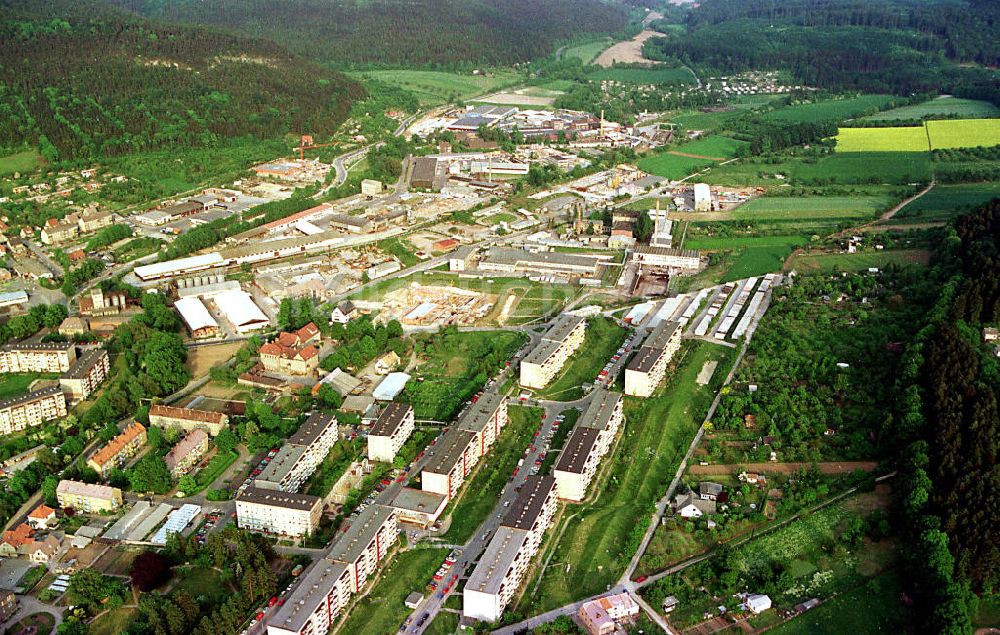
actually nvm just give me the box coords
[174,297,218,332]
[214,289,269,330]
[373,372,410,401]
[134,252,224,280]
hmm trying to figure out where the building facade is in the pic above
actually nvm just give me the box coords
[87,422,147,479]
[236,487,322,538]
[59,348,110,402]
[256,412,338,493]
[520,315,587,389]
[420,428,480,500]
[148,404,229,436]
[0,387,68,435]
[164,429,210,477]
[553,390,624,501]
[624,320,682,397]
[0,342,77,373]
[56,480,123,512]
[367,402,415,463]
[456,391,509,457]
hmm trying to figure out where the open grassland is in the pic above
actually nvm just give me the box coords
[768,571,911,634]
[862,96,1000,121]
[339,548,449,635]
[0,148,42,176]
[523,342,736,613]
[669,109,744,132]
[734,196,893,221]
[835,126,929,152]
[0,373,57,400]
[89,607,137,635]
[784,250,930,273]
[638,135,746,178]
[701,152,932,186]
[638,152,714,179]
[763,95,897,123]
[561,38,613,64]
[895,183,1000,223]
[536,317,628,401]
[685,235,811,282]
[354,69,521,106]
[926,118,1000,149]
[439,405,540,543]
[673,135,748,159]
[585,66,696,85]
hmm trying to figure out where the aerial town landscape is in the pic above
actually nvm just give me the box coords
[0,0,997,634]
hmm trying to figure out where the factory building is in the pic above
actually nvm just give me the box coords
[174,297,220,339]
[553,390,624,501]
[479,248,602,279]
[367,402,415,463]
[624,320,683,397]
[519,315,587,389]
[632,246,701,271]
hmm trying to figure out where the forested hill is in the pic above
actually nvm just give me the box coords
[0,0,364,162]
[105,0,631,67]
[647,0,1000,104]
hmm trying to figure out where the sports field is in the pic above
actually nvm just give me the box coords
[354,69,521,106]
[834,126,929,152]
[895,183,1000,223]
[862,96,1000,121]
[734,196,893,221]
[763,94,897,123]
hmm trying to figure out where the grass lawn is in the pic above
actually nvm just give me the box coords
[340,548,448,634]
[379,237,420,267]
[784,250,929,273]
[353,69,522,106]
[673,135,748,159]
[424,610,460,635]
[637,152,715,180]
[438,405,541,543]
[895,183,1000,223]
[767,571,911,634]
[523,341,736,613]
[862,95,1000,121]
[835,126,930,152]
[540,408,579,475]
[536,317,628,401]
[926,118,1000,149]
[763,94,897,123]
[193,450,239,491]
[171,566,232,608]
[733,196,893,221]
[0,148,42,177]
[88,608,136,635]
[562,39,613,64]
[585,66,696,85]
[0,373,58,400]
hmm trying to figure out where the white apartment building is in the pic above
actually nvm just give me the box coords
[267,504,397,635]
[0,342,77,373]
[0,387,67,435]
[256,412,338,493]
[520,315,587,389]
[464,475,557,623]
[624,320,683,397]
[59,348,110,402]
[553,390,624,501]
[420,428,480,500]
[456,391,509,457]
[367,402,415,463]
[236,487,322,538]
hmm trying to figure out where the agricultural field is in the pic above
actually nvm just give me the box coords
[733,196,894,222]
[672,135,748,159]
[0,148,42,177]
[861,95,1000,121]
[685,235,810,282]
[560,38,613,64]
[353,69,522,106]
[834,126,929,152]
[894,183,1000,223]
[668,108,745,132]
[700,152,932,186]
[763,94,898,123]
[784,250,930,273]
[521,341,736,613]
[637,152,714,179]
[926,118,1000,149]
[585,66,696,85]
[535,317,629,401]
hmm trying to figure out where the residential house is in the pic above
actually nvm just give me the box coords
[87,422,146,479]
[27,504,56,530]
[330,301,356,324]
[373,351,400,375]
[699,482,723,501]
[164,429,210,477]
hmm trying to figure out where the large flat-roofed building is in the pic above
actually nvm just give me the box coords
[553,390,623,501]
[324,504,397,593]
[56,480,122,512]
[0,387,67,435]
[134,253,226,282]
[174,297,220,339]
[420,428,480,500]
[479,248,602,278]
[214,290,270,334]
[87,422,146,479]
[389,487,447,529]
[632,246,701,271]
[367,402,415,463]
[464,475,557,623]
[520,315,587,389]
[0,342,77,373]
[148,404,229,436]
[624,320,683,397]
[236,486,322,538]
[410,157,444,191]
[256,412,338,493]
[59,348,110,402]
[456,391,509,457]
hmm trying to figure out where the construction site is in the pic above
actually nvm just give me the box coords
[377,283,497,328]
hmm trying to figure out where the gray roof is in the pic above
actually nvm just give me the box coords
[422,428,477,475]
[0,386,64,411]
[483,248,601,273]
[465,525,530,595]
[288,412,337,447]
[269,559,349,633]
[635,246,700,259]
[238,486,321,512]
[257,445,306,485]
[553,426,600,475]
[370,402,413,438]
[579,390,622,431]
[61,349,107,380]
[1,342,75,353]
[524,314,586,366]
[390,487,447,515]
[457,392,505,435]
[326,504,395,565]
[502,475,555,531]
[627,320,682,373]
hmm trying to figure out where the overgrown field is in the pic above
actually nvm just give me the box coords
[700,152,932,186]
[685,235,810,282]
[861,96,1000,121]
[561,39,612,64]
[894,183,1000,223]
[784,250,930,273]
[0,148,42,176]
[733,196,893,221]
[762,95,897,123]
[353,69,521,106]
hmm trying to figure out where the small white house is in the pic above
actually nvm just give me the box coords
[331,301,357,324]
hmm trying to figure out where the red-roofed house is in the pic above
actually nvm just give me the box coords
[260,323,321,375]
[0,523,34,557]
[27,504,56,530]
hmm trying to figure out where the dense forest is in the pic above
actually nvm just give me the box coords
[647,0,1000,104]
[0,0,363,160]
[105,0,631,68]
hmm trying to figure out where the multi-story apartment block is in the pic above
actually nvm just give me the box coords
[40,221,79,245]
[0,342,77,373]
[0,387,67,435]
[519,315,586,389]
[236,486,322,538]
[624,320,683,397]
[367,402,415,463]
[456,391,509,457]
[77,210,115,233]
[56,480,122,512]
[420,428,480,500]
[59,348,110,402]
[266,504,398,635]
[256,412,338,493]
[87,422,147,479]
[553,390,624,501]
[464,475,557,623]
[164,429,209,477]
[148,404,229,436]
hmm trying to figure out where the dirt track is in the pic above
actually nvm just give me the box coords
[688,461,879,475]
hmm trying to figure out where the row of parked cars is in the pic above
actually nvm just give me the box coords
[595,338,637,386]
[237,447,280,496]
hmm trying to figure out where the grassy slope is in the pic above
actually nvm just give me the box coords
[353,69,522,106]
[0,149,43,177]
[768,571,910,634]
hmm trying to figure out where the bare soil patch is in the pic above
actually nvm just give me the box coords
[595,30,663,67]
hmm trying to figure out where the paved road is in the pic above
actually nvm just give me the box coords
[2,594,64,632]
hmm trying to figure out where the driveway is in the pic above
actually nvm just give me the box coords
[2,594,63,633]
